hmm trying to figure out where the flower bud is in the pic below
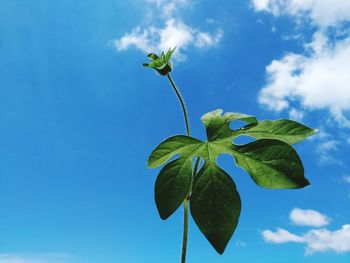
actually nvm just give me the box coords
[143,48,176,76]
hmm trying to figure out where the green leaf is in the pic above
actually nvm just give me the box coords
[147,53,159,60]
[155,157,193,219]
[232,139,309,189]
[235,119,317,145]
[148,135,203,168]
[148,109,315,254]
[165,47,176,61]
[190,164,241,254]
[201,109,258,142]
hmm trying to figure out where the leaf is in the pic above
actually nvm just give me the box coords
[201,109,258,142]
[235,119,317,145]
[147,53,159,60]
[148,109,315,254]
[232,139,309,189]
[190,164,241,254]
[165,47,176,61]
[148,135,203,168]
[155,157,193,219]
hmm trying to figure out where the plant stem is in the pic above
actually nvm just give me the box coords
[181,157,200,263]
[167,73,199,263]
[181,199,189,263]
[167,74,190,136]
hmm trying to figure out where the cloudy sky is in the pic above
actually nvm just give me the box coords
[1,0,349,262]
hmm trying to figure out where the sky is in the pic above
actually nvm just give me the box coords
[0,0,350,262]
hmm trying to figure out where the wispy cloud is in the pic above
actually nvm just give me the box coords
[251,0,350,27]
[343,176,350,198]
[262,209,350,255]
[307,130,342,165]
[288,108,304,122]
[343,176,350,184]
[234,240,247,247]
[316,139,342,165]
[0,254,74,263]
[114,0,223,60]
[146,0,190,17]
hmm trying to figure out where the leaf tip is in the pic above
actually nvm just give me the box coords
[147,53,159,60]
[201,109,223,123]
[291,178,310,189]
[303,178,311,187]
[159,212,169,220]
[146,158,156,168]
[208,238,229,254]
[147,163,156,169]
[214,245,226,255]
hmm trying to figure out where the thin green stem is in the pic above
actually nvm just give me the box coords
[166,73,200,263]
[181,199,189,263]
[167,74,190,136]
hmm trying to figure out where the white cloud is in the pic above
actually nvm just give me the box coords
[114,0,223,59]
[262,208,350,255]
[158,19,194,51]
[290,208,330,227]
[253,0,350,130]
[263,228,304,243]
[251,0,350,27]
[258,31,350,128]
[115,26,156,52]
[251,0,281,16]
[304,225,350,254]
[263,225,350,255]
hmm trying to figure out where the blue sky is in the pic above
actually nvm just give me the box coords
[1,0,350,262]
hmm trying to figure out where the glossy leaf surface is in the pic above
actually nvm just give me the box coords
[190,164,241,254]
[155,157,193,219]
[234,119,317,145]
[148,109,315,253]
[232,139,309,188]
